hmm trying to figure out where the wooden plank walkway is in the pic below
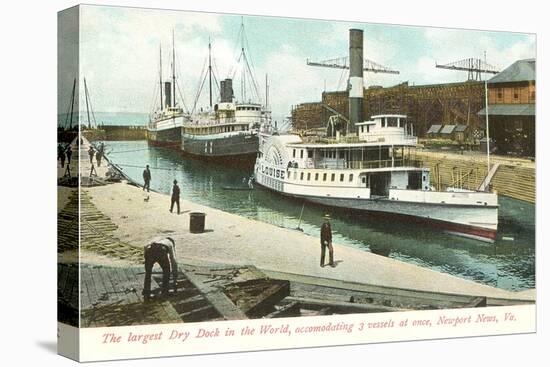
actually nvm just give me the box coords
[57,190,79,253]
[56,189,145,262]
[56,262,230,328]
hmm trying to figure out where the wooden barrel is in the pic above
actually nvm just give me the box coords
[189,212,206,233]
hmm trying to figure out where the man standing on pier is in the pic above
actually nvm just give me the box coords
[142,237,178,300]
[88,146,95,164]
[96,149,103,167]
[57,144,64,166]
[143,165,151,192]
[66,145,72,165]
[58,145,66,168]
[170,179,181,214]
[320,214,335,267]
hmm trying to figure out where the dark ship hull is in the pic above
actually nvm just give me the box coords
[181,132,259,166]
[146,125,181,148]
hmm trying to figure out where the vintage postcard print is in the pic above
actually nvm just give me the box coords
[57,4,536,362]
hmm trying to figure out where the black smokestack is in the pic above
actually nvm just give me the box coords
[164,81,172,108]
[348,29,364,133]
[220,79,234,103]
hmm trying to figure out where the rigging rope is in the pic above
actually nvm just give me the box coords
[191,59,208,115]
[63,84,74,129]
[107,141,182,155]
[212,59,222,99]
[112,163,176,171]
[174,52,190,112]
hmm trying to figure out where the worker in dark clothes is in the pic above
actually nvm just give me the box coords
[57,144,63,163]
[88,146,94,164]
[142,165,151,192]
[59,148,66,168]
[320,214,335,267]
[170,180,181,214]
[142,237,178,300]
[96,149,103,167]
[66,146,72,165]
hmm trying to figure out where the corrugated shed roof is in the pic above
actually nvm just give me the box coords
[427,124,442,134]
[477,104,535,116]
[454,124,468,132]
[489,58,535,84]
[440,125,456,134]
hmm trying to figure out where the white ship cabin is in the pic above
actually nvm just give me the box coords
[235,102,265,126]
[356,115,417,145]
[150,106,187,127]
[257,114,432,198]
[183,102,266,137]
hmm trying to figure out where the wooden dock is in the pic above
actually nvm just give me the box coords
[58,261,535,328]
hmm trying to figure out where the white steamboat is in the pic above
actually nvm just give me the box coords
[254,114,498,242]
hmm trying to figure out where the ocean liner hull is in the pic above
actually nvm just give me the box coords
[147,127,181,147]
[255,179,498,242]
[181,133,259,165]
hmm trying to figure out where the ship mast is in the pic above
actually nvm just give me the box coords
[159,44,163,109]
[265,74,269,110]
[241,17,246,102]
[84,78,91,129]
[225,18,261,105]
[484,51,491,181]
[172,30,176,108]
[68,78,76,129]
[208,38,213,108]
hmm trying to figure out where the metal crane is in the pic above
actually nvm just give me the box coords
[307,56,400,74]
[436,57,499,81]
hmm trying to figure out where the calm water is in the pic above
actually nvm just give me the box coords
[103,140,536,291]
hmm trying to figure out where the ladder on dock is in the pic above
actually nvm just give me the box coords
[478,162,501,192]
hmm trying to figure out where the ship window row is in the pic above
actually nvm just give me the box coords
[236,106,260,111]
[183,125,248,134]
[263,176,283,191]
[292,149,314,159]
[290,170,354,183]
[360,125,371,133]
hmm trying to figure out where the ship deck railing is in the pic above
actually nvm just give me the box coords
[300,135,417,145]
[303,159,424,170]
[301,136,362,144]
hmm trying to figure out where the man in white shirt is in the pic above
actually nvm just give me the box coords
[142,237,178,300]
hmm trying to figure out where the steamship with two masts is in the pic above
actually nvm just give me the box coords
[147,33,189,147]
[180,23,270,166]
[254,29,498,242]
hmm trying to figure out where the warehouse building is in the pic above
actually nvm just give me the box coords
[478,58,536,157]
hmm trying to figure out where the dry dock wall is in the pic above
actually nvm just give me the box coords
[416,150,535,203]
[83,126,147,141]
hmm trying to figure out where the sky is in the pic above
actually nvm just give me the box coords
[64,4,536,123]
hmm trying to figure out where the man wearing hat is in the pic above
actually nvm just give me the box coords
[142,165,151,192]
[320,214,335,267]
[142,237,178,300]
[170,179,181,214]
